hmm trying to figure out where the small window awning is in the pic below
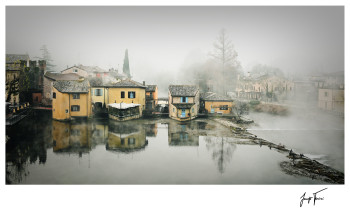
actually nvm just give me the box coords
[108,103,140,110]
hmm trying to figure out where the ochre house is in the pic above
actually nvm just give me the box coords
[52,79,92,121]
[146,85,158,110]
[106,79,146,120]
[200,92,234,114]
[168,85,199,121]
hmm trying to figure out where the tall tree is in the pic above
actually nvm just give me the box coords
[123,49,131,78]
[36,45,56,72]
[211,28,240,95]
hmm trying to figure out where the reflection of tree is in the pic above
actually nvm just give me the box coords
[6,110,52,184]
[205,136,236,173]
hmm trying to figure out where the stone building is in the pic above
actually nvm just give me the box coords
[168,85,199,121]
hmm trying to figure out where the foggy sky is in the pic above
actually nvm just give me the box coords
[6,6,344,83]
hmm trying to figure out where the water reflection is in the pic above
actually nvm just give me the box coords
[106,121,148,152]
[205,137,237,173]
[168,121,199,146]
[145,123,158,137]
[52,120,92,156]
[6,110,52,184]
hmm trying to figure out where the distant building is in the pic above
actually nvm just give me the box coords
[168,85,199,121]
[318,88,344,115]
[61,65,109,78]
[200,92,234,114]
[52,79,92,121]
[42,72,80,106]
[146,85,158,110]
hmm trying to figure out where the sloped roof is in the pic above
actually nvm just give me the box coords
[106,79,146,88]
[44,72,81,81]
[169,85,198,97]
[53,79,90,93]
[6,54,29,63]
[146,85,157,92]
[61,65,108,73]
[200,92,232,102]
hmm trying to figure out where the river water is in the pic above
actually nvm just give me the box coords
[6,110,340,184]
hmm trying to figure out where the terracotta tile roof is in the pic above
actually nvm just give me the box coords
[106,79,146,88]
[200,92,232,102]
[44,72,81,81]
[53,79,90,93]
[169,85,198,97]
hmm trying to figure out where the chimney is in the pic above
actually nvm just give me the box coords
[143,81,145,86]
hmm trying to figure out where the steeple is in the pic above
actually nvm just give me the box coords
[123,49,131,78]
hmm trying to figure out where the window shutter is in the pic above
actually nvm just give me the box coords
[186,97,188,103]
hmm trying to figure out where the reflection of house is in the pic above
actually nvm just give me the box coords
[200,92,234,114]
[146,85,158,110]
[168,85,199,121]
[318,89,344,114]
[145,123,158,137]
[107,79,146,121]
[92,122,109,144]
[167,121,199,146]
[42,72,80,106]
[106,121,148,152]
[52,120,92,156]
[52,79,92,120]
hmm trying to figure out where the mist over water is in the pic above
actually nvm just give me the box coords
[246,107,344,171]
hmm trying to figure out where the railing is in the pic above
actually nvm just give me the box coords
[6,107,33,126]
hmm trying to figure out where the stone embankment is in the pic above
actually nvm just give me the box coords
[213,118,344,184]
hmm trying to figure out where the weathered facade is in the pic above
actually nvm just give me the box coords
[168,85,199,121]
[200,92,234,114]
[318,88,344,114]
[52,79,92,121]
[42,72,80,106]
[146,85,158,110]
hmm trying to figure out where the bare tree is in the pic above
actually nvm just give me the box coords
[36,45,56,72]
[211,29,240,95]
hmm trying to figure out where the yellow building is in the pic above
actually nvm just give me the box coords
[146,85,158,110]
[168,85,199,121]
[200,92,234,114]
[52,79,92,121]
[106,79,146,120]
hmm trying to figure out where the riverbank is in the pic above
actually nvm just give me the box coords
[213,118,344,184]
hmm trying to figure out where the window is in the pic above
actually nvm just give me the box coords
[192,108,194,113]
[220,105,228,110]
[121,91,125,98]
[73,94,80,99]
[121,138,125,145]
[181,97,188,103]
[71,105,80,112]
[53,92,56,99]
[128,91,136,99]
[95,89,103,96]
[73,69,78,73]
[128,138,135,145]
[65,109,68,113]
